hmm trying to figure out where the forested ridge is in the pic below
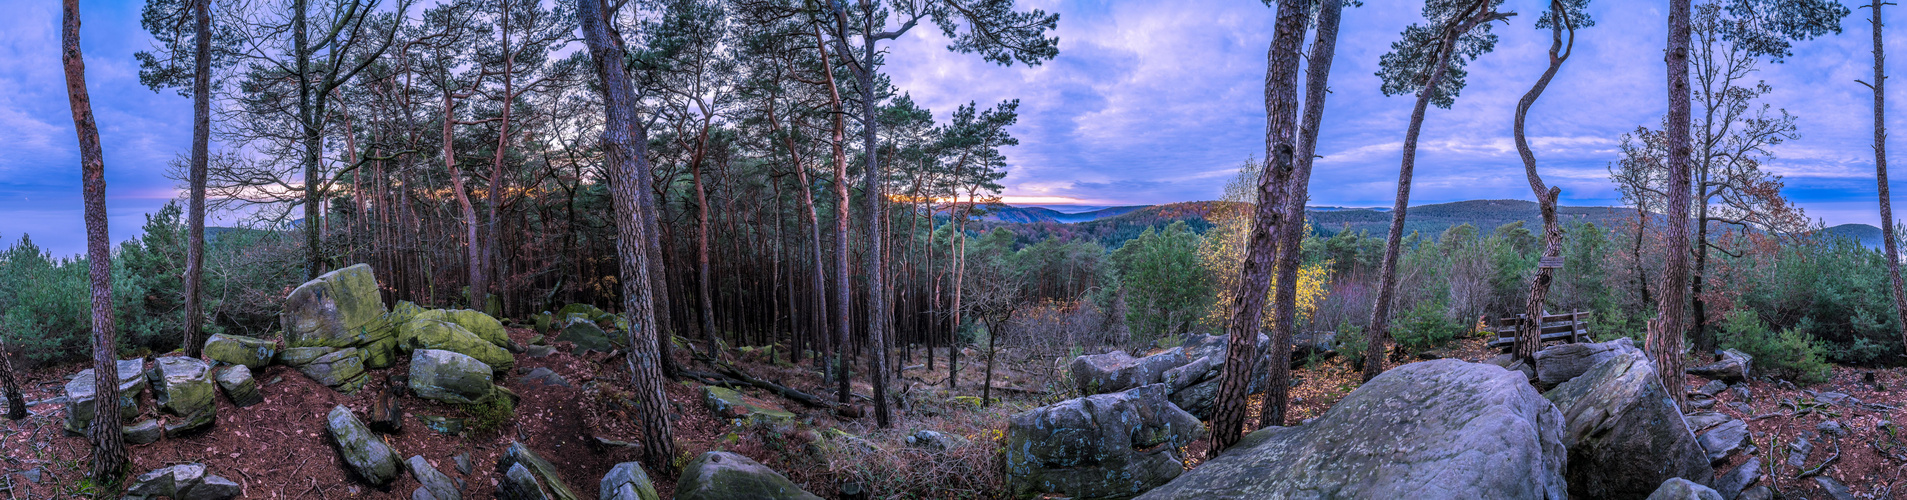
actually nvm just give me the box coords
[8,0,1907,497]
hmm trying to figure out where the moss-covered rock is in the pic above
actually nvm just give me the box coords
[554,317,616,353]
[361,337,399,369]
[400,319,515,373]
[388,300,426,326]
[281,347,368,393]
[494,441,580,500]
[63,359,146,435]
[416,309,510,347]
[702,386,796,426]
[215,365,263,407]
[409,349,495,404]
[676,451,821,500]
[327,405,402,486]
[124,419,162,445]
[281,264,394,349]
[201,334,277,369]
[148,357,218,436]
[601,462,661,500]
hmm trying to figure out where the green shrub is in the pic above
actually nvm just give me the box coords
[1390,301,1465,357]
[1718,310,1832,384]
[460,389,517,434]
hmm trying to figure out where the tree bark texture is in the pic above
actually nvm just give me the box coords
[183,0,211,358]
[815,23,854,407]
[1654,0,1694,408]
[1258,0,1342,430]
[63,0,127,480]
[1870,0,1907,361]
[1208,0,1308,455]
[857,35,893,429]
[578,0,677,470]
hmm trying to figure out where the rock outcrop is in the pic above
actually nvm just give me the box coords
[1534,337,1640,389]
[1687,349,1753,383]
[1070,348,1188,395]
[400,319,515,373]
[279,346,369,393]
[415,309,510,348]
[495,441,580,500]
[282,264,398,370]
[63,359,146,435]
[600,462,660,500]
[1005,384,1203,500]
[409,349,495,404]
[200,333,277,369]
[675,451,821,500]
[149,356,218,435]
[1138,360,1566,500]
[1545,351,1712,499]
[327,405,403,486]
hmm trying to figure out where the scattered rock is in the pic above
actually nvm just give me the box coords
[20,468,40,484]
[1688,397,1716,410]
[702,386,795,425]
[408,455,461,500]
[1139,360,1566,499]
[215,365,263,407]
[1546,351,1712,497]
[1686,349,1752,383]
[280,346,369,393]
[1694,379,1728,398]
[518,367,570,388]
[1711,457,1759,500]
[124,419,163,445]
[1684,412,1729,434]
[675,451,821,500]
[123,463,240,500]
[201,333,278,369]
[1786,437,1812,470]
[494,441,580,500]
[1070,348,1188,395]
[1644,478,1722,500]
[401,319,515,373]
[1737,485,1774,500]
[415,309,510,347]
[1007,384,1203,500]
[327,405,403,486]
[63,359,147,435]
[600,462,660,500]
[1817,420,1847,438]
[1815,391,1850,406]
[554,317,616,353]
[1812,476,1853,500]
[282,264,395,350]
[454,453,472,475]
[1695,419,1749,464]
[904,429,967,451]
[524,345,556,358]
[419,415,466,435]
[1534,337,1640,389]
[409,349,495,404]
[185,475,242,500]
[1729,384,1751,403]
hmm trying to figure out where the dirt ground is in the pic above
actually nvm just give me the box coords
[5,330,1901,499]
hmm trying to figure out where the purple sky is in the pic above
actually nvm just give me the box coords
[4,0,1906,257]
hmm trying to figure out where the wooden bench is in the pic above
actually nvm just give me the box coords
[1487,311,1589,349]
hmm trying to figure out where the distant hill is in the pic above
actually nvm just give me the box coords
[984,199,1640,248]
[1823,223,1884,249]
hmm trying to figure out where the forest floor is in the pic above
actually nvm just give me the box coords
[3,331,1902,499]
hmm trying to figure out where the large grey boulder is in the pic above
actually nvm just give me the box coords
[494,441,580,500]
[554,317,616,353]
[400,319,515,373]
[409,349,495,404]
[1645,478,1723,500]
[1070,348,1188,395]
[1534,337,1640,389]
[280,346,369,393]
[675,451,821,500]
[407,455,461,500]
[63,359,146,435]
[327,405,402,486]
[1005,384,1203,500]
[149,356,219,435]
[201,333,277,369]
[1546,351,1712,499]
[282,264,392,346]
[1139,360,1566,500]
[1161,333,1274,420]
[599,462,660,500]
[215,365,263,407]
[1687,349,1753,383]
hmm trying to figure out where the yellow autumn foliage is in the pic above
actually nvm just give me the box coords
[1199,160,1333,331]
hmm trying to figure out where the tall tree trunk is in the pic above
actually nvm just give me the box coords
[295,0,326,281]
[485,4,515,316]
[950,193,969,390]
[816,23,855,406]
[694,139,717,340]
[855,28,893,428]
[441,93,485,310]
[1209,0,1307,454]
[578,0,676,471]
[183,0,211,358]
[1653,0,1694,408]
[1870,0,1907,356]
[1364,6,1486,383]
[0,340,23,420]
[1514,3,1577,367]
[62,0,127,480]
[765,100,829,368]
[1692,200,1711,353]
[1258,0,1341,429]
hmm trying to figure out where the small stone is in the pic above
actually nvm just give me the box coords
[419,415,466,435]
[124,419,163,445]
[1688,396,1716,410]
[327,405,402,486]
[517,367,569,388]
[215,365,264,407]
[1817,420,1847,437]
[1695,419,1749,464]
[181,475,241,500]
[905,430,967,451]
[201,333,277,369]
[1815,391,1849,406]
[407,455,460,500]
[1694,380,1727,398]
[1710,457,1759,500]
[1737,485,1774,500]
[1813,476,1853,500]
[1729,384,1751,403]
[454,453,472,475]
[600,462,660,500]
[1786,437,1812,470]
[127,464,206,497]
[21,468,41,484]
[523,345,555,358]
[1645,477,1722,500]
